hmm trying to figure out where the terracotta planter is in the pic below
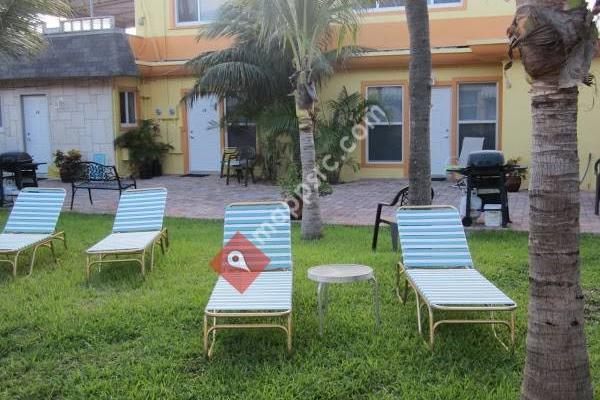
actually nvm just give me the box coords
[505,175,522,193]
[285,195,303,220]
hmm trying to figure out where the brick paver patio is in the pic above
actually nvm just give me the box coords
[39,175,600,233]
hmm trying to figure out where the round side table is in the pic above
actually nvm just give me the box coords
[307,264,380,336]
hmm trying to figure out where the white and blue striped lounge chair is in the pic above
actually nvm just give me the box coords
[396,206,516,350]
[0,188,66,277]
[204,202,293,358]
[85,188,169,279]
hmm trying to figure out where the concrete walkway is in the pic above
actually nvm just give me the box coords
[39,175,600,233]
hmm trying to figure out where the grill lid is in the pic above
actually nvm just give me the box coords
[467,150,505,168]
[0,152,33,164]
[0,152,34,171]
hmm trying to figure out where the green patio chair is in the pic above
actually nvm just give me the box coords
[204,201,293,358]
[0,187,66,277]
[85,188,169,279]
[396,205,517,350]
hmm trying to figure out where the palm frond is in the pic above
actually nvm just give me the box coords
[0,0,71,59]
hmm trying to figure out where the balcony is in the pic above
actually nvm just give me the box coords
[67,0,134,28]
[43,16,117,34]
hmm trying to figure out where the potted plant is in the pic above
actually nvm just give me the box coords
[114,120,173,179]
[53,149,82,182]
[505,157,527,192]
[278,163,332,220]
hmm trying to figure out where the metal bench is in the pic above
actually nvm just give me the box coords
[70,162,136,210]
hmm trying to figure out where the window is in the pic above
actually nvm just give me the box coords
[366,86,403,163]
[119,91,136,126]
[225,97,257,149]
[458,83,498,153]
[176,0,221,24]
[370,0,461,10]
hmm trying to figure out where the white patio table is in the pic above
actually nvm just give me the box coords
[307,264,380,336]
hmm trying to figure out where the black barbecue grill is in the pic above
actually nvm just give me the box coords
[0,152,45,207]
[447,150,526,227]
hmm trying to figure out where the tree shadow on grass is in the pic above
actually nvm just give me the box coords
[83,262,147,291]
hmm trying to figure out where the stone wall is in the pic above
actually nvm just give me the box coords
[0,78,116,168]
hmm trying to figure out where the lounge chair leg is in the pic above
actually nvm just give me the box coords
[159,236,166,255]
[510,311,516,348]
[415,294,422,335]
[62,233,68,250]
[140,251,146,276]
[12,253,19,278]
[49,241,59,267]
[150,243,156,271]
[28,245,40,276]
[287,313,293,354]
[207,317,217,359]
[86,256,91,281]
[203,314,209,356]
[428,306,435,350]
[402,280,409,304]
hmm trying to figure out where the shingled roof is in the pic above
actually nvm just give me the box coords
[0,31,138,81]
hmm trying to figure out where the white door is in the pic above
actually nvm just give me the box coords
[187,96,221,173]
[430,87,452,178]
[22,95,51,175]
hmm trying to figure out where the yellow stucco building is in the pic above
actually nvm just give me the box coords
[75,1,600,188]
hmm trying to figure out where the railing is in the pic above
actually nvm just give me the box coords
[44,16,116,34]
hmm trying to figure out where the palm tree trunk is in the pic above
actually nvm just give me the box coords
[508,1,594,399]
[406,0,432,205]
[523,81,592,400]
[295,80,323,239]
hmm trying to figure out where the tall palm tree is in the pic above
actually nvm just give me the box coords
[0,0,71,59]
[248,0,367,239]
[405,0,432,205]
[506,1,596,399]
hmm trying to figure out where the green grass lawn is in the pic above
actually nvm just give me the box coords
[0,212,599,399]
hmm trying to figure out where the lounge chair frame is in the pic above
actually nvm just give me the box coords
[396,205,517,351]
[203,309,293,358]
[396,261,516,350]
[0,231,67,277]
[86,228,169,279]
[203,201,293,358]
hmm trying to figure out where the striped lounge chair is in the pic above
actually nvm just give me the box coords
[85,188,169,279]
[396,206,516,350]
[204,202,293,358]
[0,188,66,277]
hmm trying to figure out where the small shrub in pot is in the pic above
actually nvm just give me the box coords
[53,149,82,183]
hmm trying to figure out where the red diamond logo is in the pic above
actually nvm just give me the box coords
[210,232,270,293]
